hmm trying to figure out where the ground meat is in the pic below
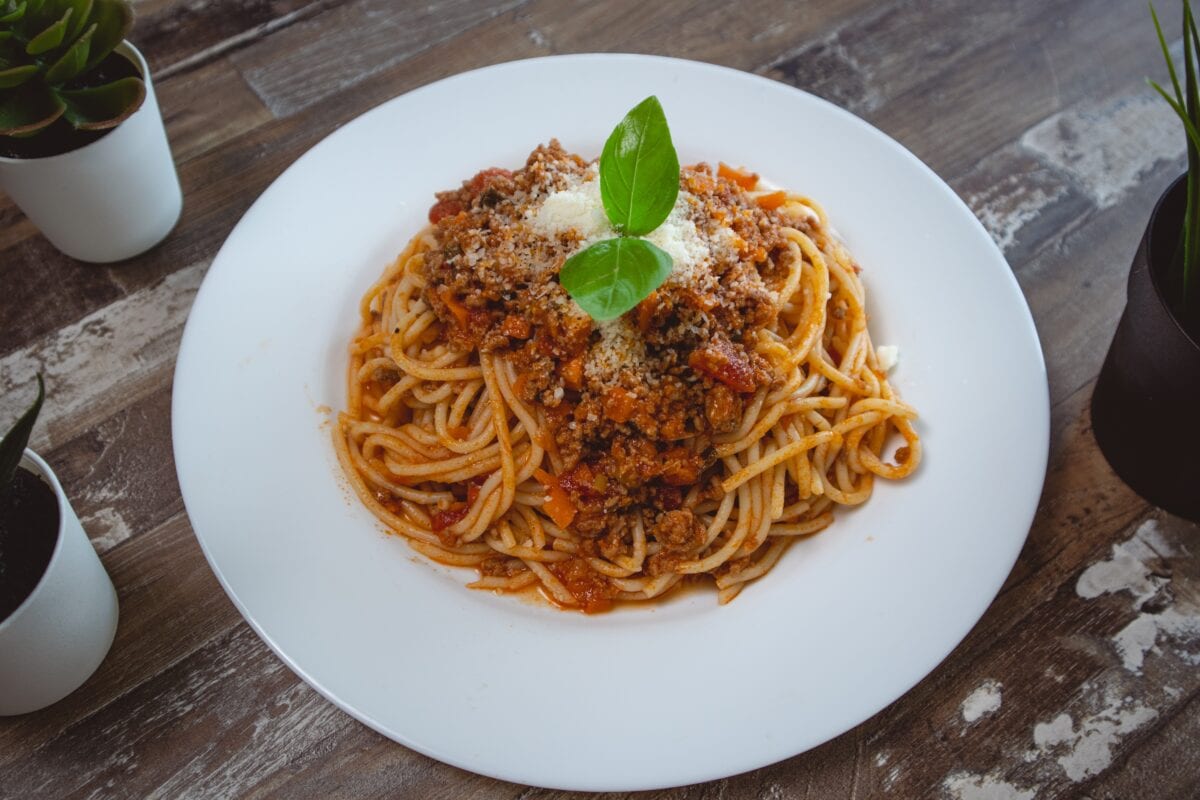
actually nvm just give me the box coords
[550,556,618,613]
[479,555,526,578]
[688,334,770,394]
[420,144,793,542]
[652,509,707,552]
[705,384,743,433]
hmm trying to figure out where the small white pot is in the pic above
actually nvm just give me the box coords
[0,450,119,716]
[0,41,182,263]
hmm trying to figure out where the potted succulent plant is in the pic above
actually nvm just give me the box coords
[0,376,119,715]
[0,0,181,263]
[1091,1,1200,523]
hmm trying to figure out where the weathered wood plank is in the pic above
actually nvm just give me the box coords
[3,0,1200,796]
[156,58,275,164]
[3,622,351,800]
[1085,690,1200,800]
[517,0,878,72]
[764,0,1183,181]
[0,513,241,771]
[0,262,204,453]
[952,144,1093,268]
[0,0,881,365]
[0,239,126,360]
[49,386,184,554]
[230,0,530,118]
[130,0,326,74]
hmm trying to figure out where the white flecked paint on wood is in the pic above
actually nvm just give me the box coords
[1021,92,1183,209]
[0,262,205,451]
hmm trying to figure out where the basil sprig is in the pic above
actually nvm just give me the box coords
[559,96,680,321]
[559,238,673,323]
[600,96,680,235]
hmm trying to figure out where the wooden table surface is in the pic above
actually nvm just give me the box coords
[2,1,1199,797]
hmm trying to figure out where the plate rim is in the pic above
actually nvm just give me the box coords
[172,52,1051,791]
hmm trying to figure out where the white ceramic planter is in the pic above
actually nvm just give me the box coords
[0,41,182,263]
[0,450,119,716]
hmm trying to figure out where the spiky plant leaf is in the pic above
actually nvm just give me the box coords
[0,374,44,498]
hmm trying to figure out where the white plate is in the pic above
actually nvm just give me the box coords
[173,55,1048,791]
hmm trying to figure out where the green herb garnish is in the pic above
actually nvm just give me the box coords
[599,96,681,236]
[1150,0,1200,316]
[560,96,680,321]
[0,374,44,499]
[558,237,673,322]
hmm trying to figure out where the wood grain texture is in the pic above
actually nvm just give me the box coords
[1,0,1198,797]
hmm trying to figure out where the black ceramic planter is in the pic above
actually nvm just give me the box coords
[1092,174,1200,522]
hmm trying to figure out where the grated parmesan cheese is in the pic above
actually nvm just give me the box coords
[528,163,715,290]
[584,317,646,386]
[529,164,610,242]
[876,345,899,372]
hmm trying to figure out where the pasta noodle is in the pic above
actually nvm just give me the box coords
[334,146,921,611]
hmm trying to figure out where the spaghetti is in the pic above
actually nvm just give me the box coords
[334,143,921,611]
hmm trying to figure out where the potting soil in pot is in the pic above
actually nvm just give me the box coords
[0,468,59,621]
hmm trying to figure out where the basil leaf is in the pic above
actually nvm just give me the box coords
[600,96,680,236]
[560,238,672,321]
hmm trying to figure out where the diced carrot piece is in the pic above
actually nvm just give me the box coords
[688,337,759,393]
[500,314,531,339]
[512,372,529,397]
[557,462,595,495]
[680,287,716,311]
[437,287,470,327]
[718,162,759,190]
[636,291,658,333]
[534,468,577,529]
[561,356,584,390]
[756,190,788,210]
[660,446,702,486]
[603,386,637,423]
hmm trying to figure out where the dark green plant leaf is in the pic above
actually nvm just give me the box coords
[43,21,92,84]
[24,0,50,29]
[83,0,131,72]
[0,374,44,498]
[0,63,36,88]
[57,74,142,129]
[1150,0,1200,314]
[0,1,27,24]
[1150,81,1200,151]
[25,7,71,55]
[64,0,93,43]
[0,79,64,134]
[599,96,680,236]
[559,237,673,321]
[1185,2,1200,309]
